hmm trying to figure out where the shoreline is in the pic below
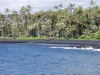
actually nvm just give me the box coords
[0,39,100,48]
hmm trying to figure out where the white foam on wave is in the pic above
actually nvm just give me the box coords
[50,46,100,52]
[41,43,74,47]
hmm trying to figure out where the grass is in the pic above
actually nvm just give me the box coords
[0,36,99,41]
[55,37,66,40]
[0,36,12,39]
[16,36,48,40]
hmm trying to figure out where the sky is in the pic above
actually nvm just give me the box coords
[0,0,100,13]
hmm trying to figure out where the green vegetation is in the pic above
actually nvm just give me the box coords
[0,0,100,40]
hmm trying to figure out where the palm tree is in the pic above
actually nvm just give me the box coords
[59,4,63,8]
[41,25,47,36]
[38,10,44,23]
[89,0,96,6]
[45,10,56,30]
[91,25,98,32]
[54,5,59,10]
[45,19,52,37]
[12,10,18,22]
[19,6,27,36]
[4,8,11,37]
[55,22,64,38]
[19,6,26,22]
[59,22,66,37]
[0,13,5,36]
[75,6,83,15]
[26,5,32,20]
[83,29,92,37]
[67,3,75,13]
[5,8,10,17]
[34,23,40,37]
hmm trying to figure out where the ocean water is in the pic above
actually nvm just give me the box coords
[0,43,100,75]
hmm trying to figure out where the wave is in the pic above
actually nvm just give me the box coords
[40,43,79,47]
[49,46,100,52]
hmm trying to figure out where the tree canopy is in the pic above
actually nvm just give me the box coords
[0,0,100,40]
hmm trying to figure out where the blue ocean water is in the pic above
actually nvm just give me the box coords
[0,43,100,75]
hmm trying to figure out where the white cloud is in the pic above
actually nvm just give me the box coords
[0,0,100,13]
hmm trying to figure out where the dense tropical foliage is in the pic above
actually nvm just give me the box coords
[0,0,100,40]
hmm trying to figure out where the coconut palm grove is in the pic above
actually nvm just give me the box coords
[0,0,100,40]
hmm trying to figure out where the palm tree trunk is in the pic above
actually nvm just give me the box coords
[2,26,3,37]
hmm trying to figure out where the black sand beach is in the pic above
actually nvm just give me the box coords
[0,39,100,49]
